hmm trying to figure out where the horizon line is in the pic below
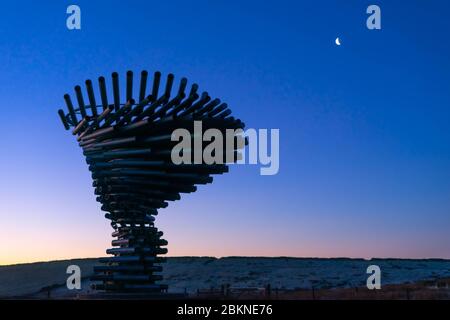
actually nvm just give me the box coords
[2,255,450,267]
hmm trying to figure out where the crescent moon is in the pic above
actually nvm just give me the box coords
[335,37,341,46]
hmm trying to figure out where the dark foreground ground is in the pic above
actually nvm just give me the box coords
[1,257,449,299]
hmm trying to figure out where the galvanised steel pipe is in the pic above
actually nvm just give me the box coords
[58,70,246,294]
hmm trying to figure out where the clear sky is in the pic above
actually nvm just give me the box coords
[0,1,449,265]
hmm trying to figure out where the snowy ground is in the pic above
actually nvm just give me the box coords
[1,257,449,298]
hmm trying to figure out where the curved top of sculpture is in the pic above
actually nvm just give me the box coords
[58,70,245,224]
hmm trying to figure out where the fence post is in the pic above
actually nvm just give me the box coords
[266,283,271,298]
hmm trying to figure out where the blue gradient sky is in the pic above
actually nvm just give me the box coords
[1,1,449,264]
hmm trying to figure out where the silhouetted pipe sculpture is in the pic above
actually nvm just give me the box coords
[58,70,245,293]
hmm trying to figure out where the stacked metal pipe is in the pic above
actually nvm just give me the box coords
[57,70,245,293]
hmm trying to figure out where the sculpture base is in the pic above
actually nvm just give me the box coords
[78,291,188,300]
[91,223,168,292]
